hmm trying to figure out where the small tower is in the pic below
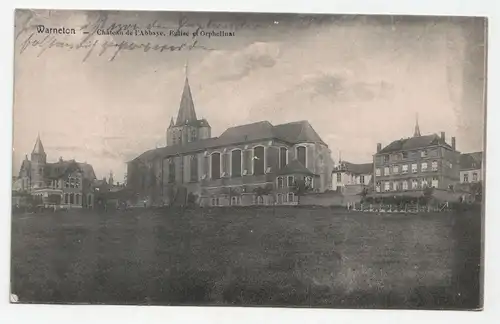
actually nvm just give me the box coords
[30,133,47,189]
[166,61,212,146]
[413,113,421,137]
[109,171,114,186]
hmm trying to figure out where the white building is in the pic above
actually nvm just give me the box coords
[332,161,373,194]
[459,152,483,183]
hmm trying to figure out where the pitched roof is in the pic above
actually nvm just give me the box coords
[460,152,483,170]
[44,160,96,180]
[334,161,373,175]
[175,77,198,126]
[378,134,451,154]
[277,159,315,176]
[132,120,327,163]
[32,135,45,155]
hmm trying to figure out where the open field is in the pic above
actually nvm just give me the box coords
[10,206,482,309]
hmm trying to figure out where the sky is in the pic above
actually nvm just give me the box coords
[12,10,487,181]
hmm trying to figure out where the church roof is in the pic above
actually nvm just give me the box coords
[175,77,198,126]
[132,120,327,163]
[378,134,452,154]
[32,134,45,155]
[277,159,315,176]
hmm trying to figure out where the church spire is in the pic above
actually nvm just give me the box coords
[175,60,197,126]
[413,113,421,137]
[32,133,45,155]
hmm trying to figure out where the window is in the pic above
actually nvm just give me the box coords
[190,129,197,142]
[231,196,240,206]
[431,177,439,188]
[76,194,80,205]
[422,178,428,188]
[392,165,399,174]
[296,146,307,167]
[70,193,74,204]
[168,158,176,183]
[402,164,409,174]
[337,173,342,182]
[421,150,427,157]
[305,176,313,188]
[412,179,418,189]
[65,193,69,204]
[253,146,265,175]
[431,161,438,171]
[383,155,389,163]
[190,155,198,182]
[211,197,219,206]
[287,192,295,203]
[402,152,408,159]
[376,182,381,192]
[276,194,283,204]
[277,176,284,188]
[360,175,365,184]
[473,173,478,182]
[421,162,428,172]
[402,180,408,191]
[375,168,381,176]
[256,196,264,205]
[384,182,390,192]
[211,152,221,179]
[231,150,242,177]
[412,164,418,173]
[463,173,469,182]
[384,167,390,175]
[393,181,398,191]
[287,176,294,187]
[279,147,288,169]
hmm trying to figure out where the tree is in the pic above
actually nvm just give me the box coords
[293,177,312,205]
[422,186,434,205]
[470,181,482,203]
[253,184,273,204]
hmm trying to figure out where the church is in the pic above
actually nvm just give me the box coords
[126,67,335,207]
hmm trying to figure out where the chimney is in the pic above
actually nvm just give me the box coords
[441,132,445,141]
[377,143,382,153]
[451,137,456,150]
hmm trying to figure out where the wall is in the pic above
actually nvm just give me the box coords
[300,191,360,206]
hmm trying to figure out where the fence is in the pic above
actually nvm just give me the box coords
[346,201,450,213]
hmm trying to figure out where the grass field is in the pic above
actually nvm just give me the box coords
[10,206,482,309]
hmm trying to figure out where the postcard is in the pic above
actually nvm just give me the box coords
[11,9,486,309]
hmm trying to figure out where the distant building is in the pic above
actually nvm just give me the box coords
[127,68,334,207]
[459,152,483,183]
[16,135,97,208]
[332,161,373,194]
[372,116,460,195]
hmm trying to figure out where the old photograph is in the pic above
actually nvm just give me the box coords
[11,9,486,309]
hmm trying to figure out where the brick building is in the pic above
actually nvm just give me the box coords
[372,118,460,195]
[126,69,334,207]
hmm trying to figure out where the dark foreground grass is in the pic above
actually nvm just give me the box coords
[10,206,482,309]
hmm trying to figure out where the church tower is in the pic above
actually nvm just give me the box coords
[30,134,47,189]
[167,62,211,146]
[413,113,421,137]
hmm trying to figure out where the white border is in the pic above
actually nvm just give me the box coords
[1,1,497,324]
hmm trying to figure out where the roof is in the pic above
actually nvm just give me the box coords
[460,152,483,170]
[32,135,45,155]
[277,159,315,176]
[334,161,373,175]
[132,120,327,163]
[175,77,198,126]
[44,160,96,180]
[378,134,451,154]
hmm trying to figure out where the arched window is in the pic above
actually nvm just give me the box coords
[211,152,221,179]
[287,192,294,203]
[296,146,307,167]
[70,193,74,204]
[168,158,176,183]
[253,146,265,175]
[76,194,80,205]
[65,193,69,204]
[190,155,198,182]
[231,149,242,177]
[279,147,288,169]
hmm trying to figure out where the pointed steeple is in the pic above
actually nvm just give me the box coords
[413,113,421,137]
[32,133,45,155]
[175,60,197,126]
[169,117,174,128]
